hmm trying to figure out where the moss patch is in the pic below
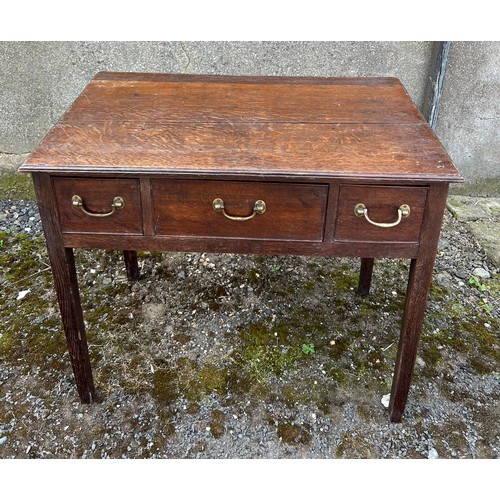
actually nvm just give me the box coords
[335,431,373,458]
[236,312,321,383]
[0,232,67,376]
[277,422,312,446]
[0,171,35,200]
[150,359,232,405]
[151,368,179,405]
[209,409,225,438]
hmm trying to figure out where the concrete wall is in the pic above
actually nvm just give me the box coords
[436,41,500,185]
[1,41,499,188]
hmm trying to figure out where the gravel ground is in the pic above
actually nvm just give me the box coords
[0,199,498,459]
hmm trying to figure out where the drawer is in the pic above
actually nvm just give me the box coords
[151,179,328,241]
[53,177,143,234]
[334,185,428,243]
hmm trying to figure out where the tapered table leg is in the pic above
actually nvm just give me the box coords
[389,257,433,422]
[123,250,140,281]
[358,258,374,295]
[33,173,95,403]
[388,184,449,422]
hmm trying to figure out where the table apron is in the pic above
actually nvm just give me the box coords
[61,233,419,259]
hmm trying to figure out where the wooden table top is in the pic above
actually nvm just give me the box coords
[21,72,462,183]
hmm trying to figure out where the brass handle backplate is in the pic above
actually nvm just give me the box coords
[72,195,125,217]
[354,203,410,228]
[212,198,266,221]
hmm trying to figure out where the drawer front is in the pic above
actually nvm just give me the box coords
[53,177,143,234]
[151,179,328,241]
[335,185,428,242]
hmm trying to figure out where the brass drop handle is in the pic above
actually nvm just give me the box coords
[72,195,125,217]
[354,203,410,228]
[212,198,266,221]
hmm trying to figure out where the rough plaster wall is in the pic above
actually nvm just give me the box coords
[436,41,500,182]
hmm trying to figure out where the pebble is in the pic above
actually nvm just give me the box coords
[416,356,426,368]
[0,436,8,445]
[0,200,42,236]
[472,267,490,279]
[428,447,439,459]
[435,271,453,289]
[381,394,391,408]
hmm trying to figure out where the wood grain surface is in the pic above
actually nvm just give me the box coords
[32,173,96,403]
[151,179,328,241]
[21,73,462,183]
[53,177,143,234]
[335,185,428,242]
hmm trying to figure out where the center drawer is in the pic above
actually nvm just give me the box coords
[151,179,328,241]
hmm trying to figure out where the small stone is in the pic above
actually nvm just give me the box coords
[416,356,426,368]
[177,270,186,279]
[473,267,490,279]
[428,447,439,459]
[102,277,112,285]
[438,238,449,251]
[454,269,467,279]
[435,271,453,289]
[381,394,391,408]
[17,289,30,300]
[0,436,8,445]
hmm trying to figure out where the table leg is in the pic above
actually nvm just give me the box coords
[388,183,449,422]
[123,250,140,281]
[53,247,96,403]
[357,258,374,295]
[388,258,434,422]
[33,173,95,403]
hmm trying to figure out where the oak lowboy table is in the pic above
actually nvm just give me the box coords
[20,72,463,422]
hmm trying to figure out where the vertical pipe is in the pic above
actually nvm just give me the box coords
[423,41,453,129]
